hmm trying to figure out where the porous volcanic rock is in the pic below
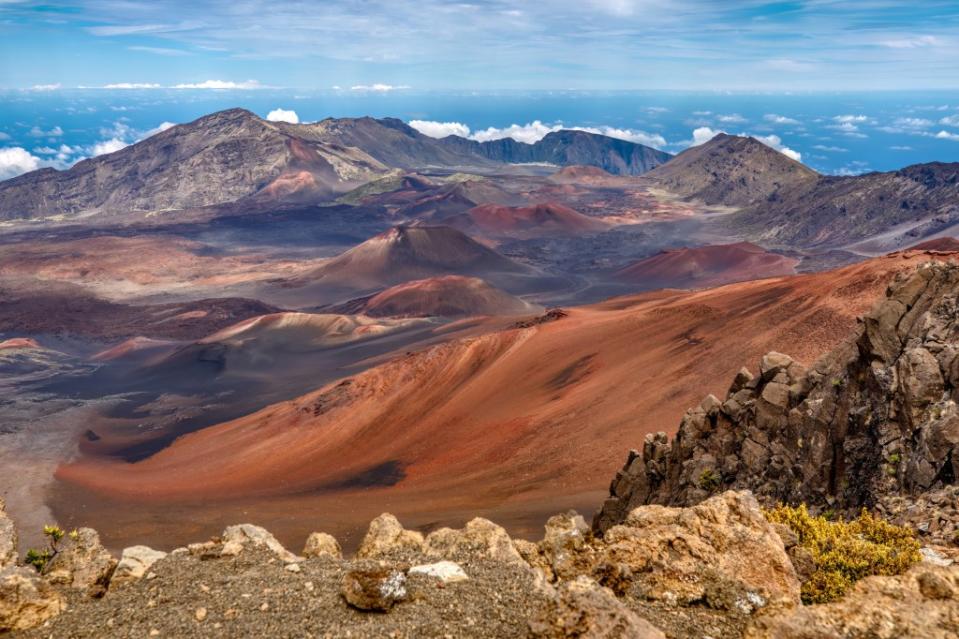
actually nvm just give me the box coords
[596,262,959,543]
[110,546,167,587]
[0,499,16,570]
[0,566,64,632]
[303,532,343,559]
[745,565,959,639]
[45,528,117,597]
[340,560,408,611]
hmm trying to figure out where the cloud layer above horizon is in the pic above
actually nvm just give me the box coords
[1,1,958,91]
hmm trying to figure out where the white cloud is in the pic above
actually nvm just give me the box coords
[894,117,933,128]
[29,83,61,91]
[690,126,723,146]
[91,138,128,156]
[717,113,746,124]
[753,134,802,162]
[763,58,815,72]
[409,120,471,139]
[0,147,42,179]
[890,145,914,151]
[880,35,940,49]
[102,83,163,89]
[833,114,870,124]
[764,114,800,125]
[266,108,300,124]
[692,110,712,116]
[454,120,667,148]
[28,125,63,138]
[349,83,410,92]
[128,45,190,56]
[0,132,10,141]
[172,79,261,89]
[936,130,959,141]
[812,144,847,152]
[940,115,959,127]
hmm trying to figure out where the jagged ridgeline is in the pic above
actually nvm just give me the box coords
[596,261,959,540]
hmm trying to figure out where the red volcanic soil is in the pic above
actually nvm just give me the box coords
[58,252,936,523]
[448,202,608,238]
[907,236,959,252]
[0,337,41,350]
[549,165,617,183]
[616,242,799,290]
[343,275,539,318]
[301,225,529,290]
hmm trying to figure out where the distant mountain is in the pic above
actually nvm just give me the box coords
[331,275,539,318]
[0,108,389,221]
[438,130,672,175]
[615,242,798,290]
[730,162,959,248]
[643,133,819,207]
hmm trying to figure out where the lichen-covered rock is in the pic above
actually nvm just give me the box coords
[341,560,408,611]
[599,491,800,612]
[220,523,300,563]
[110,545,167,587]
[746,565,959,639]
[0,566,64,632]
[596,263,959,541]
[356,514,425,559]
[45,527,117,597]
[528,576,665,639]
[302,532,342,559]
[0,499,16,570]
[425,517,524,564]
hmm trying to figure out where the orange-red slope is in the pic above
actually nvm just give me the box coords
[616,242,798,289]
[447,202,608,238]
[58,252,941,504]
[358,275,539,318]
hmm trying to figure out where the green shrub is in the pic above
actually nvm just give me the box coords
[24,524,75,574]
[698,469,721,492]
[765,504,921,604]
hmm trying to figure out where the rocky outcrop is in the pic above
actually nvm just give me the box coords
[0,499,16,570]
[596,262,959,542]
[45,528,117,597]
[0,566,64,632]
[746,565,959,638]
[220,523,300,563]
[529,576,666,639]
[341,560,408,611]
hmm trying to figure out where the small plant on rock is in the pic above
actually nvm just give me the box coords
[698,469,721,493]
[765,504,921,604]
[24,524,76,574]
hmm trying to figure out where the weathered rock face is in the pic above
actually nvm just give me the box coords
[0,566,64,632]
[596,263,959,540]
[746,565,959,639]
[356,513,425,559]
[220,523,300,563]
[45,527,117,597]
[0,499,16,570]
[425,517,525,565]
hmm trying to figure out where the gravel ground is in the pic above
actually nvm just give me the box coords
[14,548,550,639]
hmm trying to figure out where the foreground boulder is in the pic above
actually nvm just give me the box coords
[0,566,64,632]
[110,545,167,587]
[596,262,959,542]
[529,576,666,639]
[341,560,408,611]
[746,565,959,638]
[425,517,525,565]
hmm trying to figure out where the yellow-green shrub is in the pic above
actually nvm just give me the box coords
[765,504,921,604]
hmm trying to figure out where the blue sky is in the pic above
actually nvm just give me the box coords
[1,1,959,91]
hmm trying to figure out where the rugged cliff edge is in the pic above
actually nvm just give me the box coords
[596,260,959,542]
